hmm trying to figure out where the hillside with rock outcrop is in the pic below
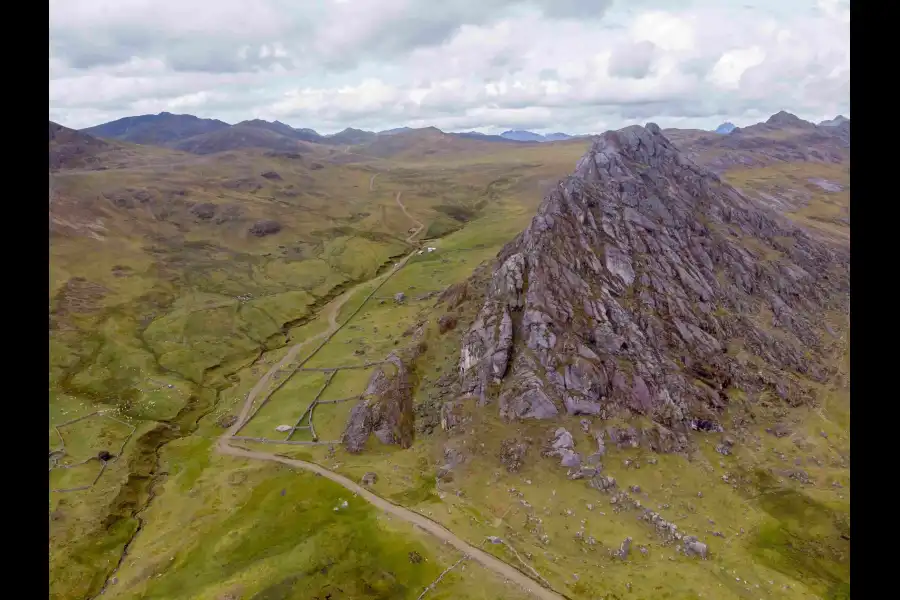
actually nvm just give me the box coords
[343,354,415,452]
[665,113,849,174]
[457,123,849,450]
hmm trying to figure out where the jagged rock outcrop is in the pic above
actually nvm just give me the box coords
[542,427,582,467]
[343,354,414,453]
[458,123,849,441]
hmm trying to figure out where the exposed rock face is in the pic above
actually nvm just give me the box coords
[458,123,849,440]
[614,537,632,560]
[343,354,414,453]
[683,536,708,559]
[542,427,582,467]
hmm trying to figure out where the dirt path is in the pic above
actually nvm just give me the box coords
[216,244,564,599]
[230,290,350,429]
[369,173,380,192]
[216,444,564,600]
[397,191,425,243]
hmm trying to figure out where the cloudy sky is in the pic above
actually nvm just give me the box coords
[49,0,850,134]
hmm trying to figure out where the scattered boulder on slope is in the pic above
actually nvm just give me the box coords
[249,219,282,237]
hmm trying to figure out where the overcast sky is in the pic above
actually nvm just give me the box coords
[49,0,850,134]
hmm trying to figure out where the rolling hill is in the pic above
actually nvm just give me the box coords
[352,126,536,161]
[50,121,112,169]
[169,122,322,155]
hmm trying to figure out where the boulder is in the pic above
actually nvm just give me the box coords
[683,536,708,559]
[249,220,282,237]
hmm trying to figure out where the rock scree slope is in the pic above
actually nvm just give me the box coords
[458,123,849,442]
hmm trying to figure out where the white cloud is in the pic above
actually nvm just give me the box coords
[630,11,695,52]
[708,47,766,89]
[608,41,658,79]
[49,0,850,133]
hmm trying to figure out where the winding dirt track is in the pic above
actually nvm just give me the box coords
[397,191,425,243]
[215,187,564,599]
[217,444,563,600]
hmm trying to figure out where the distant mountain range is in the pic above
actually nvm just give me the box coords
[453,131,523,143]
[714,113,851,135]
[75,112,581,154]
[72,110,847,158]
[497,130,574,142]
[82,113,384,153]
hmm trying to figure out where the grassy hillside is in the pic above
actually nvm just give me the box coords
[49,129,589,599]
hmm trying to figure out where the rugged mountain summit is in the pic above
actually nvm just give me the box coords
[457,123,848,444]
[83,112,230,145]
[765,110,817,129]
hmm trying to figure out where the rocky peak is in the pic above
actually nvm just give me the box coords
[457,123,848,442]
[715,122,736,134]
[766,111,813,128]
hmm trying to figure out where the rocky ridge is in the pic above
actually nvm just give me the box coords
[343,354,415,453]
[458,123,849,446]
[665,113,850,174]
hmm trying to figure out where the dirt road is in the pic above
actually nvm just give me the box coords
[396,191,425,243]
[365,171,421,242]
[216,245,564,599]
[231,289,349,430]
[217,443,564,600]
